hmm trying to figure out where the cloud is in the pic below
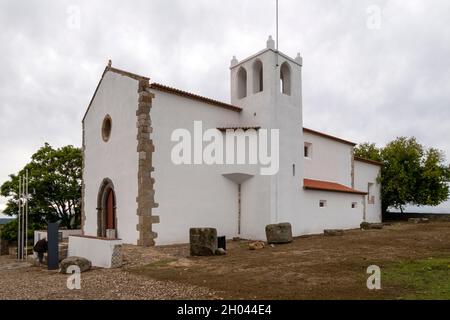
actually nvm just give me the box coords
[1,0,450,212]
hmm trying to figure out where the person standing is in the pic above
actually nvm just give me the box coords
[33,238,48,265]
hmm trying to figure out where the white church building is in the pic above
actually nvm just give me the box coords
[80,37,382,247]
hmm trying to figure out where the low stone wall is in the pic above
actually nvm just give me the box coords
[0,240,9,255]
[68,235,123,268]
[383,212,450,222]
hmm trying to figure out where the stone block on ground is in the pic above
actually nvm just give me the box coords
[60,256,92,273]
[324,229,344,236]
[265,223,293,244]
[360,222,370,230]
[409,218,430,224]
[58,243,69,262]
[249,241,265,250]
[190,228,217,256]
[360,222,384,230]
[215,248,226,255]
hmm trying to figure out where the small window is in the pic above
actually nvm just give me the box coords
[252,59,263,93]
[280,62,291,95]
[304,142,312,158]
[351,202,357,209]
[102,115,112,142]
[237,67,247,99]
[319,200,327,208]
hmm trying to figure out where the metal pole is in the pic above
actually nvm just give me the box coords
[17,176,21,261]
[25,170,29,261]
[21,176,25,260]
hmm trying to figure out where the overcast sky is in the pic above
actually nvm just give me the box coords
[1,0,450,216]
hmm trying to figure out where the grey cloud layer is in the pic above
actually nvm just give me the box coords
[1,0,450,212]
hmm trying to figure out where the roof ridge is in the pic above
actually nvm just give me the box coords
[303,127,356,146]
[150,83,242,112]
[354,156,383,166]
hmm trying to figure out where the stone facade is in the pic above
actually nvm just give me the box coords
[136,79,159,246]
[110,244,123,268]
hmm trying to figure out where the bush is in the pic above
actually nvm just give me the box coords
[0,219,44,241]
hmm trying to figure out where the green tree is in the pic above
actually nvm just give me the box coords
[0,143,82,232]
[380,137,423,213]
[0,218,41,241]
[355,137,449,213]
[415,148,450,206]
[354,142,382,162]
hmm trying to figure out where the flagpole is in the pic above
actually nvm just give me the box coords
[22,175,25,260]
[17,176,21,261]
[25,170,28,261]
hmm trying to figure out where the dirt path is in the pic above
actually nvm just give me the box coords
[128,221,450,299]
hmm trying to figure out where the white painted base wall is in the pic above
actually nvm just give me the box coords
[354,161,382,223]
[68,236,122,268]
[299,190,365,235]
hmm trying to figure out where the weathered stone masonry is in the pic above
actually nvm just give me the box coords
[136,78,159,246]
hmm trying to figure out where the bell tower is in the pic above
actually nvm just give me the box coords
[230,36,303,128]
[229,36,305,232]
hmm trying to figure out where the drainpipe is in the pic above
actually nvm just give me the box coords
[238,184,241,236]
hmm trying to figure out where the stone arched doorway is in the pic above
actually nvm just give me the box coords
[97,178,117,238]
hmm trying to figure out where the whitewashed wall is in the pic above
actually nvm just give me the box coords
[68,236,122,268]
[149,90,246,245]
[83,72,139,244]
[82,45,381,246]
[354,160,382,223]
[230,48,304,237]
[303,132,353,187]
[301,190,364,234]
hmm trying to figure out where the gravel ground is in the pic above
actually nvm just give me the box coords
[0,253,218,300]
[2,221,448,300]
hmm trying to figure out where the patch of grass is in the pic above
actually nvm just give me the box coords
[383,256,450,300]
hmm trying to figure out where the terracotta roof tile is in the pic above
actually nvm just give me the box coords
[217,126,261,131]
[354,156,383,166]
[150,83,242,112]
[304,178,367,195]
[303,127,356,146]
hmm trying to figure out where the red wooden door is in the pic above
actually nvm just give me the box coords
[106,189,114,229]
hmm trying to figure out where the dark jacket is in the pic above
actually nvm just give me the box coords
[33,239,48,253]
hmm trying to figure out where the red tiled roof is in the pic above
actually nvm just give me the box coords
[217,126,261,131]
[303,178,367,195]
[303,127,356,146]
[150,83,242,112]
[354,156,383,166]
